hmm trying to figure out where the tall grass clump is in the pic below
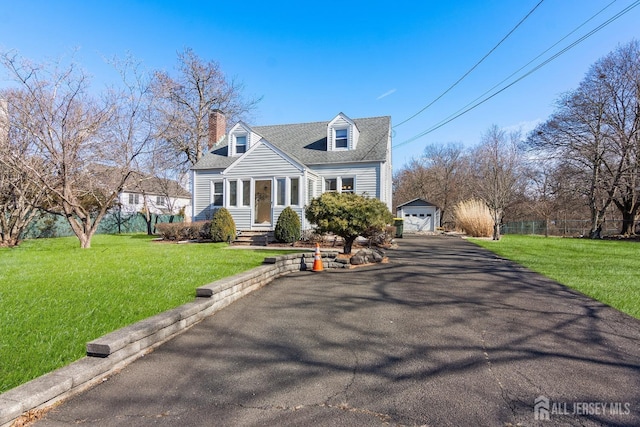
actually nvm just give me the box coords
[454,199,493,237]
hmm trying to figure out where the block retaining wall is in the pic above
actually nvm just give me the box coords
[0,251,344,427]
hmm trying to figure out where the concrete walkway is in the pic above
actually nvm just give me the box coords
[35,235,640,426]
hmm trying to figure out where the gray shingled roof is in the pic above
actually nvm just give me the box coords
[192,116,390,170]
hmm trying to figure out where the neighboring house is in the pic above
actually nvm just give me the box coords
[396,198,441,233]
[191,111,392,231]
[118,171,191,216]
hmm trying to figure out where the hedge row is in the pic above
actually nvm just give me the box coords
[155,221,207,241]
[156,208,237,242]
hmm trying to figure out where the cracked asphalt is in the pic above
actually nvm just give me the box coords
[36,235,640,426]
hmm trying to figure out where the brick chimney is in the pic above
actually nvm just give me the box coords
[208,109,226,150]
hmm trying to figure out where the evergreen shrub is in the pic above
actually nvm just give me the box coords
[274,207,301,243]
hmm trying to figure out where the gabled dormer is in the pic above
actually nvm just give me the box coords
[327,113,359,151]
[228,122,259,157]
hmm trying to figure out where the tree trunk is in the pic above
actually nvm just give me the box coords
[343,236,356,254]
[620,210,636,235]
[79,234,92,249]
[146,213,153,235]
[544,217,550,238]
[492,222,501,241]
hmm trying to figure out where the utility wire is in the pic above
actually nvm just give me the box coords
[393,0,640,149]
[409,0,616,142]
[393,0,545,129]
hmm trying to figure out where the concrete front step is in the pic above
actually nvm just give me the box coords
[233,231,275,246]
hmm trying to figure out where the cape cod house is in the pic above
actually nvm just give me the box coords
[191,111,392,231]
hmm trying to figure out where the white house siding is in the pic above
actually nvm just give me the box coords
[224,142,302,178]
[118,193,191,216]
[227,207,252,230]
[193,169,224,221]
[220,143,306,230]
[310,163,380,198]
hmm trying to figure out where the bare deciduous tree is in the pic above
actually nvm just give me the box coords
[473,125,524,240]
[0,52,155,248]
[0,93,50,246]
[152,48,261,169]
[528,41,640,237]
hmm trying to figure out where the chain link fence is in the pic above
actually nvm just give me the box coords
[22,212,184,240]
[501,219,625,237]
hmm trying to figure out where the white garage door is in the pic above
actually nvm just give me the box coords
[402,207,433,232]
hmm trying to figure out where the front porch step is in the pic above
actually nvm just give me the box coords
[233,231,275,246]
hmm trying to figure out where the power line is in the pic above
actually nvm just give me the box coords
[393,0,640,149]
[402,0,616,146]
[393,0,545,129]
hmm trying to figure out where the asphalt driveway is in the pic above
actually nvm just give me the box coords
[36,235,640,426]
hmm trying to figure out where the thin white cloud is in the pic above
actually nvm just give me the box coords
[503,119,543,135]
[376,88,396,100]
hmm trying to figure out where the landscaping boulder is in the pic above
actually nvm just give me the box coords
[350,248,385,265]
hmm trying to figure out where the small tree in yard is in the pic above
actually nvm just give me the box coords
[305,192,393,254]
[275,206,301,243]
[210,207,236,242]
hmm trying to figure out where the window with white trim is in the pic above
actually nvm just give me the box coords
[276,178,286,206]
[212,181,223,207]
[235,135,247,154]
[242,180,251,206]
[341,177,354,193]
[229,180,237,206]
[335,128,348,149]
[323,177,355,194]
[307,178,315,203]
[128,193,139,205]
[290,178,299,205]
[324,178,337,192]
[156,196,166,206]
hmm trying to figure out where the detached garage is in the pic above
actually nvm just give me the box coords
[396,198,441,233]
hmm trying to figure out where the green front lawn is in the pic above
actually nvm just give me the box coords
[0,234,289,393]
[471,235,640,319]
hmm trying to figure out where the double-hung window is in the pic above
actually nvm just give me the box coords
[335,129,348,149]
[235,135,247,155]
[212,181,224,206]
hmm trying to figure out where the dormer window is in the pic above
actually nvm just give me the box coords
[327,113,359,151]
[236,135,247,154]
[227,122,254,157]
[335,129,348,149]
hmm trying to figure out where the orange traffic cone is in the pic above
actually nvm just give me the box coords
[312,243,324,272]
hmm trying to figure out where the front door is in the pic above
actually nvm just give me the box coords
[254,179,272,226]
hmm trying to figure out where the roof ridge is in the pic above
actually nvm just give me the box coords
[252,115,391,129]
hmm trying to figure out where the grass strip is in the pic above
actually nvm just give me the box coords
[471,235,640,320]
[0,234,289,393]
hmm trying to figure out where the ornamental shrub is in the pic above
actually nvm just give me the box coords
[210,208,236,242]
[274,207,301,243]
[305,192,393,254]
[156,221,206,240]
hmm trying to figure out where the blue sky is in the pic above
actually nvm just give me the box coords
[1,1,639,171]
